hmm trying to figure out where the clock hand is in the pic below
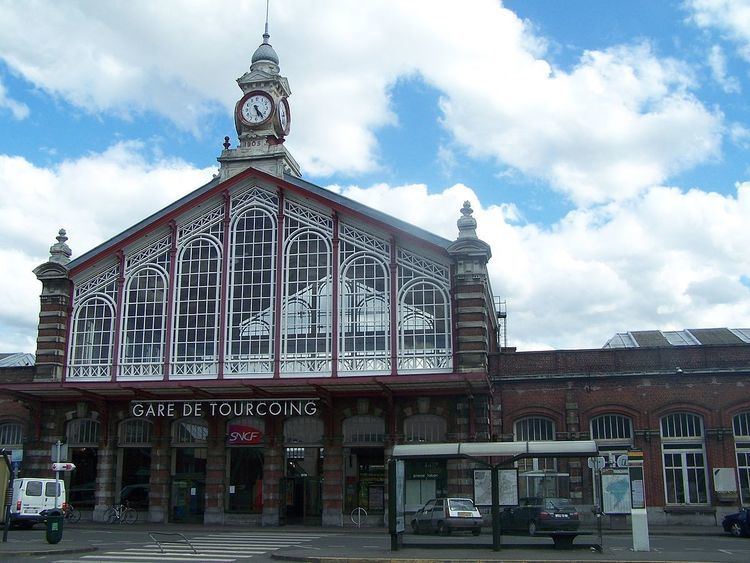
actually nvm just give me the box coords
[254,105,263,118]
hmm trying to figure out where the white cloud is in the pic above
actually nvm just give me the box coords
[687,0,750,61]
[0,77,29,119]
[708,44,741,93]
[0,0,724,204]
[0,143,214,350]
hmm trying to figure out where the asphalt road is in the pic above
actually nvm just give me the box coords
[4,525,750,562]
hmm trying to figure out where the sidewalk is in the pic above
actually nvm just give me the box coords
[0,523,729,560]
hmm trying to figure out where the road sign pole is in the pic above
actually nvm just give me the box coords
[54,440,61,510]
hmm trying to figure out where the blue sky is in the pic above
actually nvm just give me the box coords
[1,0,749,352]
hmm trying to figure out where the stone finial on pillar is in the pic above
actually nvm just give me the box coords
[447,202,494,373]
[32,229,73,381]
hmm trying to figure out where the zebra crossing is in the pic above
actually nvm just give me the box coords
[55,531,322,562]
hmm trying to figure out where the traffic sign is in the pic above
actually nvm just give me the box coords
[587,456,606,470]
[51,462,76,471]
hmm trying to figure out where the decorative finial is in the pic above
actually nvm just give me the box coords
[223,136,231,150]
[456,201,478,239]
[49,228,72,265]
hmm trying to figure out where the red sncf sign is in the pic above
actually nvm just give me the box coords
[227,424,262,445]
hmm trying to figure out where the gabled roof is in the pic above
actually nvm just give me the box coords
[68,166,452,276]
[0,353,35,367]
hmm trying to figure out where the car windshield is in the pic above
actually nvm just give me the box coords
[448,499,475,511]
[544,498,573,510]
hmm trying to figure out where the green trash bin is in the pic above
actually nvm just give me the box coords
[45,509,64,544]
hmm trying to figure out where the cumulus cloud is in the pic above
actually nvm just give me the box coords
[708,44,741,93]
[0,0,724,204]
[0,143,214,350]
[687,0,750,61]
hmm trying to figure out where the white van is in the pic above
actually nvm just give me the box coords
[8,478,66,527]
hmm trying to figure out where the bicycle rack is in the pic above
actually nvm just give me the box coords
[350,506,368,528]
[148,531,198,555]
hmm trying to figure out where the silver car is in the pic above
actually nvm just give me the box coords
[411,497,483,536]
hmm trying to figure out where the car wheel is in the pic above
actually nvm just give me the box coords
[528,520,537,536]
[437,521,448,535]
[729,522,744,537]
[411,520,419,534]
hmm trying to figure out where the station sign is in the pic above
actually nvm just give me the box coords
[51,462,76,471]
[130,398,318,418]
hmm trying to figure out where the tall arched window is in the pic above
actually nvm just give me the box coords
[226,207,276,376]
[281,230,332,374]
[340,253,390,373]
[66,418,101,510]
[120,267,167,378]
[172,237,221,377]
[590,414,633,457]
[514,417,558,496]
[117,419,152,509]
[398,280,451,371]
[0,421,23,449]
[661,412,708,504]
[404,414,447,443]
[69,296,115,378]
[733,411,750,504]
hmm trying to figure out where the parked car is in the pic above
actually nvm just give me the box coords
[722,507,750,537]
[410,497,483,536]
[500,496,580,535]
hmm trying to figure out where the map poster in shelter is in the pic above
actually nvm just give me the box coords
[601,469,631,514]
[473,469,518,507]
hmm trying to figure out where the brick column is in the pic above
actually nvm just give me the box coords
[32,230,73,382]
[262,445,282,526]
[93,432,116,522]
[149,419,170,523]
[204,417,226,524]
[322,442,343,526]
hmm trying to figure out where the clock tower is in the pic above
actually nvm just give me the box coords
[218,23,301,180]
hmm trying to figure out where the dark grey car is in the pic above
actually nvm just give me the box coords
[501,497,580,535]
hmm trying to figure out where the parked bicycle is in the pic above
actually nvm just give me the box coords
[104,501,138,524]
[62,502,81,523]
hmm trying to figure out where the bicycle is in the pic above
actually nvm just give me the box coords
[62,502,81,523]
[104,501,138,524]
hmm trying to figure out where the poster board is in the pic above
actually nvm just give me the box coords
[601,469,631,514]
[473,468,518,507]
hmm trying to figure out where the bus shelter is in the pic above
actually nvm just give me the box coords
[389,440,599,551]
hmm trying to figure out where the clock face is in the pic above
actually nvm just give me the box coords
[240,92,273,125]
[277,98,291,135]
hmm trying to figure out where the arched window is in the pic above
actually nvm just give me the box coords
[403,414,447,443]
[398,280,451,371]
[66,418,100,510]
[172,418,209,445]
[660,412,708,504]
[120,267,167,377]
[514,417,557,494]
[515,417,555,441]
[340,254,390,373]
[281,230,332,373]
[733,412,750,504]
[226,207,276,376]
[69,296,115,378]
[343,415,386,445]
[0,421,23,447]
[118,419,153,446]
[591,414,633,442]
[172,237,221,377]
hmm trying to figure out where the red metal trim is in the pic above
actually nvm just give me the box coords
[163,221,178,380]
[273,189,285,378]
[69,166,449,279]
[218,191,231,379]
[389,237,398,376]
[331,212,339,378]
[110,251,126,382]
[450,263,458,372]
[62,281,74,383]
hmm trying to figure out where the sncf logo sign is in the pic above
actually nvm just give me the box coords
[228,424,262,445]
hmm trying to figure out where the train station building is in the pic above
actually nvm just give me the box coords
[1,29,749,529]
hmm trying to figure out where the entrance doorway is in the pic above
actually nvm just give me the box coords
[170,477,205,522]
[170,418,208,523]
[281,476,322,525]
